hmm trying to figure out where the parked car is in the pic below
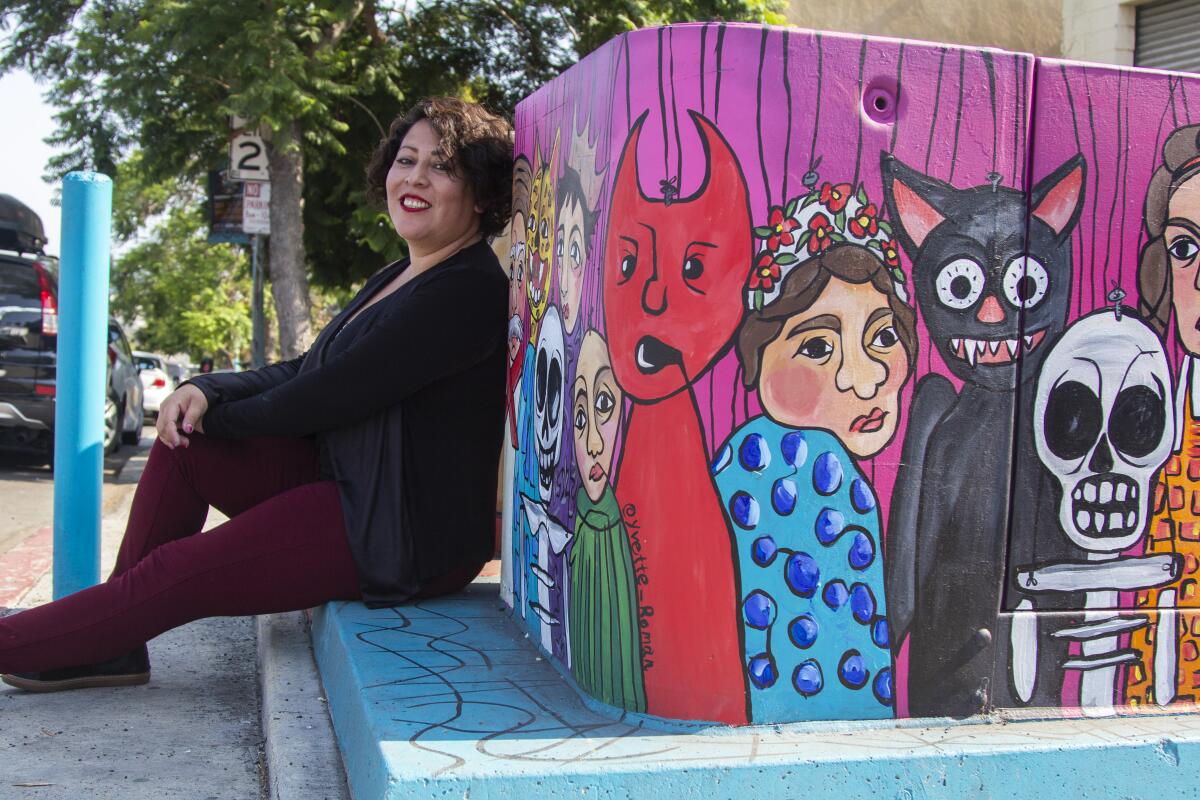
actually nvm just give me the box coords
[133,351,172,419]
[106,321,145,452]
[0,194,143,460]
[163,361,187,388]
[0,195,57,456]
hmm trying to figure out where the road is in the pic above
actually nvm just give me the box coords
[0,428,152,557]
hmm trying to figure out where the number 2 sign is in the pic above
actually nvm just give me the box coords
[229,133,269,181]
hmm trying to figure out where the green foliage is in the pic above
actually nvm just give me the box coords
[2,0,787,325]
[303,81,409,286]
[305,0,786,283]
[110,197,254,362]
[560,0,787,61]
[2,0,391,179]
[109,152,185,242]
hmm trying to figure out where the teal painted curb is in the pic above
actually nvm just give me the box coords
[312,579,1200,800]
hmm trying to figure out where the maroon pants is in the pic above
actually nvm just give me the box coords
[0,434,363,673]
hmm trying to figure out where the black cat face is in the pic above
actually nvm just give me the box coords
[881,155,1086,390]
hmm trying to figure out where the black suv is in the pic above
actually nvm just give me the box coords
[0,194,144,460]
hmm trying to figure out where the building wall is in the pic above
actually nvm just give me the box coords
[783,1,1153,71]
[786,0,1063,56]
[1061,0,1136,65]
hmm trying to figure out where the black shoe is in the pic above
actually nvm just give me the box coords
[1,645,150,692]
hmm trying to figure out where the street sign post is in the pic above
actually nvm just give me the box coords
[241,179,270,366]
[251,235,266,368]
[228,117,270,367]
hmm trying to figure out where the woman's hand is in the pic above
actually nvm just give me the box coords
[156,384,208,449]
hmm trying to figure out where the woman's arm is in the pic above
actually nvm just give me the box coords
[186,258,401,410]
[186,356,306,407]
[156,356,306,448]
[201,267,505,439]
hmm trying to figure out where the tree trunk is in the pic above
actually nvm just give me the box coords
[267,121,313,359]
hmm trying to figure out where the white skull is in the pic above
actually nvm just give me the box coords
[534,306,565,502]
[1034,310,1174,554]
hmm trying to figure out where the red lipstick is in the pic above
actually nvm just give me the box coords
[398,193,431,212]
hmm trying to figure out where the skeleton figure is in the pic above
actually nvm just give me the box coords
[523,306,569,651]
[1020,307,1181,715]
[534,307,565,502]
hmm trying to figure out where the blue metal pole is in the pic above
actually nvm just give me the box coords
[53,172,113,599]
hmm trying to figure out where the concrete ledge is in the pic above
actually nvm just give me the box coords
[258,611,350,800]
[312,578,1200,800]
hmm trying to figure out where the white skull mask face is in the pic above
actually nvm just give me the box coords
[1034,311,1174,553]
[534,306,566,502]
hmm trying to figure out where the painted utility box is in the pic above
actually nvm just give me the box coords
[499,22,1200,726]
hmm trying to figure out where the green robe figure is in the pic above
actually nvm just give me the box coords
[568,484,645,712]
[567,330,645,713]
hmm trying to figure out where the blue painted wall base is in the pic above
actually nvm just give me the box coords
[312,577,1200,800]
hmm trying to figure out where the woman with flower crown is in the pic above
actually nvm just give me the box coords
[712,180,917,722]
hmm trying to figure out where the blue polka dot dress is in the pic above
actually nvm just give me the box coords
[713,417,894,722]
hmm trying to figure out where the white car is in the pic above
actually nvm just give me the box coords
[133,351,172,418]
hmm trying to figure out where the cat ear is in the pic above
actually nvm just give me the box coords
[686,110,749,210]
[1031,154,1086,243]
[880,153,952,254]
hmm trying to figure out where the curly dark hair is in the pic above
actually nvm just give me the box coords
[366,97,514,239]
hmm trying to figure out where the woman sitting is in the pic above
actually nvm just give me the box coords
[0,96,513,691]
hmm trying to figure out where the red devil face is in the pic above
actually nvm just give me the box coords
[602,111,752,401]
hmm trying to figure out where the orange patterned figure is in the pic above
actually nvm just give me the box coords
[1126,380,1200,706]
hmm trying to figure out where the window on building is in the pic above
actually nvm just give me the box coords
[1136,0,1200,73]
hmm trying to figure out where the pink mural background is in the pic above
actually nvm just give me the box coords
[504,22,1200,724]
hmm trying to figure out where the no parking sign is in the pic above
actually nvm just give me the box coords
[242,181,270,235]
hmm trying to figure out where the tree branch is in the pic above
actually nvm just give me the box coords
[485,0,528,38]
[361,0,386,44]
[320,0,365,48]
[555,7,578,44]
[345,93,386,137]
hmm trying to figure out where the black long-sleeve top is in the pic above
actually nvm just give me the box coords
[188,240,507,605]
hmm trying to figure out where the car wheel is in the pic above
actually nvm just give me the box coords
[104,394,121,455]
[122,401,142,446]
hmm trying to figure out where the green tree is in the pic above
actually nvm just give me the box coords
[1,0,785,346]
[306,0,785,286]
[3,0,394,358]
[111,196,254,364]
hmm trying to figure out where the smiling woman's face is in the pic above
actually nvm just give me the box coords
[384,119,481,259]
[1167,173,1200,356]
[758,278,911,458]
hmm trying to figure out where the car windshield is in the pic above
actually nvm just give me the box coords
[134,356,161,371]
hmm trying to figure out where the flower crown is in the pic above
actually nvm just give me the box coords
[747,179,907,310]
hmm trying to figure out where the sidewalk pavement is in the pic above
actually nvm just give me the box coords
[0,441,349,800]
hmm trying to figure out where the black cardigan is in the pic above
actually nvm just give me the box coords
[189,240,507,604]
